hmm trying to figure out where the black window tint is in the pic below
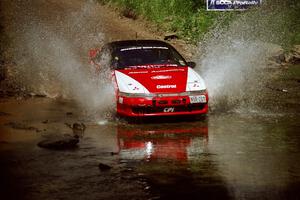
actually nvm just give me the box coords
[112,46,187,69]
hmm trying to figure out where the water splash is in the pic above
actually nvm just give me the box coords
[197,0,295,112]
[5,0,114,112]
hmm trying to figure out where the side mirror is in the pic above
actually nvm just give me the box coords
[89,49,100,60]
[187,61,196,68]
[89,49,101,72]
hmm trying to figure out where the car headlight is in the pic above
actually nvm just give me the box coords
[119,92,155,98]
[181,89,207,96]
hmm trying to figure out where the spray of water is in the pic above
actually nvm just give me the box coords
[197,0,295,112]
[5,0,114,112]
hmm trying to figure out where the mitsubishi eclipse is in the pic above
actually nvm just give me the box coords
[90,40,208,117]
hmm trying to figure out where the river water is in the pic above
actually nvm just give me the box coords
[0,97,299,200]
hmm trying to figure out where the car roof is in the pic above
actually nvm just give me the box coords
[107,40,173,49]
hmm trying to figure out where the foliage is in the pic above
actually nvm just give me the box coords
[99,0,236,43]
[99,0,299,45]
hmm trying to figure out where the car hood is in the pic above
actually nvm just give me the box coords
[114,66,206,94]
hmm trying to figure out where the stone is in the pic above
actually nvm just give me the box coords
[65,122,86,138]
[267,60,281,68]
[164,33,179,41]
[291,45,300,63]
[72,122,86,131]
[285,52,295,63]
[37,136,79,150]
[0,111,9,116]
[98,163,112,171]
[110,152,119,156]
[293,45,300,55]
[6,122,37,131]
[122,8,137,20]
[271,47,285,64]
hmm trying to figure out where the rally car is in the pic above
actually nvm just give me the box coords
[90,40,208,117]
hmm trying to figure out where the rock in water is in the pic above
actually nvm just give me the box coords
[285,52,295,63]
[6,121,37,130]
[98,163,112,171]
[65,122,86,138]
[292,45,300,63]
[72,122,86,131]
[38,136,79,150]
[72,123,85,138]
[269,45,285,64]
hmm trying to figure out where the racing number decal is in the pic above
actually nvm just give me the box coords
[163,107,175,113]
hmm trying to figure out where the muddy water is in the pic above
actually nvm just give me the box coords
[0,98,299,200]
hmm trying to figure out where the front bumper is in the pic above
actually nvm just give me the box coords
[116,94,208,117]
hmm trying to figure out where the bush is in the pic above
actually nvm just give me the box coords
[100,0,235,43]
[99,0,299,45]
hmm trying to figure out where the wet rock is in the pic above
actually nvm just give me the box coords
[6,122,37,131]
[35,94,47,98]
[65,122,86,138]
[72,122,86,131]
[110,152,119,156]
[138,173,145,177]
[0,111,9,116]
[0,61,6,81]
[269,45,285,64]
[164,33,179,41]
[267,60,281,68]
[292,78,300,83]
[37,135,79,150]
[265,44,300,66]
[293,45,300,55]
[42,119,49,124]
[149,196,161,200]
[121,168,134,173]
[266,85,288,93]
[144,186,151,191]
[291,45,300,63]
[274,53,285,64]
[122,8,137,20]
[65,122,72,129]
[2,90,16,97]
[28,93,46,98]
[285,52,295,63]
[66,112,73,116]
[98,163,112,171]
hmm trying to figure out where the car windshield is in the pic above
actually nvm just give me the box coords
[111,46,187,69]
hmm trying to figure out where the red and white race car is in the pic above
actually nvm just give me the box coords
[90,40,208,117]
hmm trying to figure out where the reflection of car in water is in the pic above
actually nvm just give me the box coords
[117,124,208,162]
[90,40,208,117]
[116,124,233,199]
